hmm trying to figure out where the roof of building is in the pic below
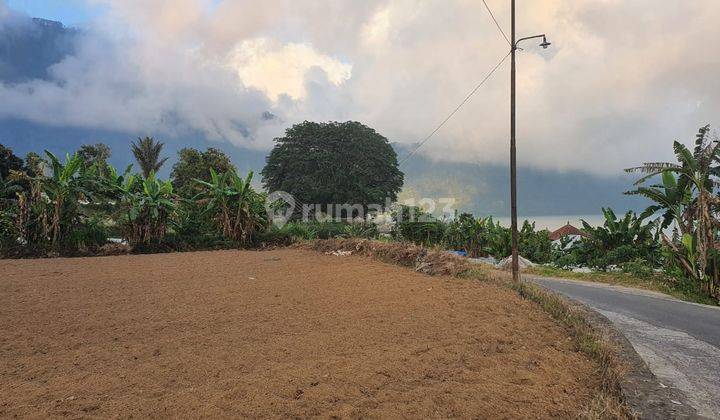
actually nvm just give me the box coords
[549,223,588,241]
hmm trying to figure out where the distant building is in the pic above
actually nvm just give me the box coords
[549,223,588,247]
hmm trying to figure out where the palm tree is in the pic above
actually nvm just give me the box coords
[626,125,720,297]
[131,137,168,178]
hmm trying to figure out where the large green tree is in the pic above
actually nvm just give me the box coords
[170,147,235,197]
[131,137,167,178]
[78,143,111,176]
[261,121,404,214]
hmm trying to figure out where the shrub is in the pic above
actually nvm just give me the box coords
[68,216,108,251]
[392,205,446,246]
[571,208,661,270]
[619,258,654,279]
[444,213,491,257]
[172,199,210,241]
[310,221,347,239]
[0,207,18,253]
[553,252,579,269]
[342,222,378,239]
[519,221,552,263]
[443,215,550,262]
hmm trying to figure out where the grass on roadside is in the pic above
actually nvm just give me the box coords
[526,265,718,306]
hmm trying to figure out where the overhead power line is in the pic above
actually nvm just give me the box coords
[398,51,511,167]
[482,0,511,46]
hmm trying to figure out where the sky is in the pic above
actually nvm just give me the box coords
[5,0,103,25]
[1,0,719,176]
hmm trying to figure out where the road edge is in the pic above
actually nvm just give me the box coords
[526,280,699,419]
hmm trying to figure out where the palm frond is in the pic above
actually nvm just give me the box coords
[673,141,698,172]
[625,162,680,174]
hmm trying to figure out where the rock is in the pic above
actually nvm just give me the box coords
[498,255,536,270]
[326,250,352,257]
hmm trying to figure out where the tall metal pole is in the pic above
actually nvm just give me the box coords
[510,0,519,282]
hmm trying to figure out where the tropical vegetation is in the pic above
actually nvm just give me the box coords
[626,125,720,300]
[1,123,719,304]
[171,147,235,197]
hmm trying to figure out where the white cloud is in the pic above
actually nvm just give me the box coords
[1,0,719,174]
[229,38,351,101]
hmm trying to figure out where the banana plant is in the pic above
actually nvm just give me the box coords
[194,169,267,244]
[104,164,135,196]
[229,170,268,242]
[581,207,656,251]
[123,172,175,245]
[626,171,692,234]
[626,125,720,296]
[39,151,95,246]
[682,233,698,277]
[484,218,512,258]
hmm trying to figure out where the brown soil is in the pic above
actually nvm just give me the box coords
[0,249,600,418]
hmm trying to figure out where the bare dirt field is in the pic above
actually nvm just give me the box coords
[1,249,601,418]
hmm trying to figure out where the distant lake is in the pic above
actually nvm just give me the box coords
[493,215,606,231]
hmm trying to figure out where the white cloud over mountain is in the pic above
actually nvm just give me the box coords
[1,0,719,175]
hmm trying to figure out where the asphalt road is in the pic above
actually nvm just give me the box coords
[529,276,720,418]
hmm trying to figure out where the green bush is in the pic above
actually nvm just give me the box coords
[443,213,508,257]
[619,258,655,278]
[256,220,380,246]
[256,221,319,246]
[68,216,109,250]
[0,208,18,252]
[553,252,579,269]
[310,221,347,239]
[568,208,661,270]
[443,215,550,261]
[392,205,446,246]
[519,221,552,264]
[342,222,378,239]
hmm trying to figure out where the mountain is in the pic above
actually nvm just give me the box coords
[0,17,78,84]
[0,16,647,217]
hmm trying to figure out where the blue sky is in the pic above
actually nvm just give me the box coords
[5,0,102,26]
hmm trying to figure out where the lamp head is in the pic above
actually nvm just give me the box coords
[540,36,551,49]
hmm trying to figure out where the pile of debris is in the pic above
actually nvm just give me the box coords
[497,255,536,270]
[304,238,471,277]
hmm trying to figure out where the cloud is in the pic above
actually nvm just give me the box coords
[229,38,352,101]
[1,0,719,174]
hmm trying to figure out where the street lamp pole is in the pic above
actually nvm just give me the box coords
[509,1,550,283]
[510,0,519,283]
